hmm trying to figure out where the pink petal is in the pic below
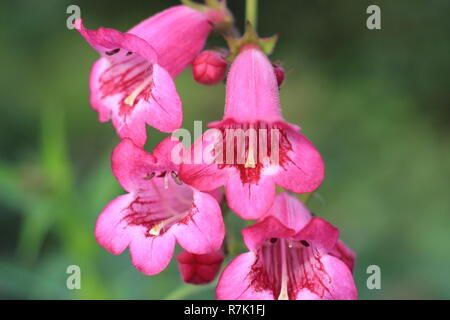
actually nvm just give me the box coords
[295,255,357,300]
[243,216,295,252]
[264,192,312,232]
[172,191,225,254]
[89,59,112,122]
[75,19,157,61]
[110,105,148,148]
[151,136,185,170]
[111,139,158,193]
[223,46,282,123]
[275,128,325,193]
[129,230,176,276]
[179,129,230,191]
[216,252,274,300]
[95,194,136,255]
[179,161,229,191]
[225,173,276,220]
[293,217,339,253]
[177,250,224,285]
[139,63,182,134]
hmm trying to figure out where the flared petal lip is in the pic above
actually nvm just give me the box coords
[111,138,158,193]
[171,190,225,254]
[75,19,158,63]
[262,192,312,232]
[243,216,296,252]
[141,63,183,135]
[292,217,340,253]
[216,252,274,300]
[225,174,276,220]
[150,136,186,172]
[129,231,177,275]
[111,137,187,193]
[94,193,135,255]
[243,213,340,255]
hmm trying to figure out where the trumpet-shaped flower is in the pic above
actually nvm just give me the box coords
[76,4,232,146]
[95,137,224,275]
[216,193,357,300]
[180,45,324,219]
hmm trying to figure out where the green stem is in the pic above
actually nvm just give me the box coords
[246,0,258,30]
[299,192,314,205]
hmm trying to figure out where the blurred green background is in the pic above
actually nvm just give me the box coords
[1,0,449,299]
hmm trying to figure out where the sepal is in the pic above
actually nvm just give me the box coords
[225,21,278,61]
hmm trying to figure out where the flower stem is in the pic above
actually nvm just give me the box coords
[246,0,258,30]
[300,192,314,204]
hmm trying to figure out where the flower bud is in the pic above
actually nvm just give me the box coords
[273,63,285,87]
[192,50,228,85]
[177,250,224,285]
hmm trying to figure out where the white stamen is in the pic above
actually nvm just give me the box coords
[148,212,189,236]
[244,141,256,168]
[148,225,161,236]
[124,77,152,106]
[277,240,289,300]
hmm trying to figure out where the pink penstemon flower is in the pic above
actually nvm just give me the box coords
[216,193,357,300]
[179,44,324,220]
[76,3,233,146]
[95,137,225,275]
